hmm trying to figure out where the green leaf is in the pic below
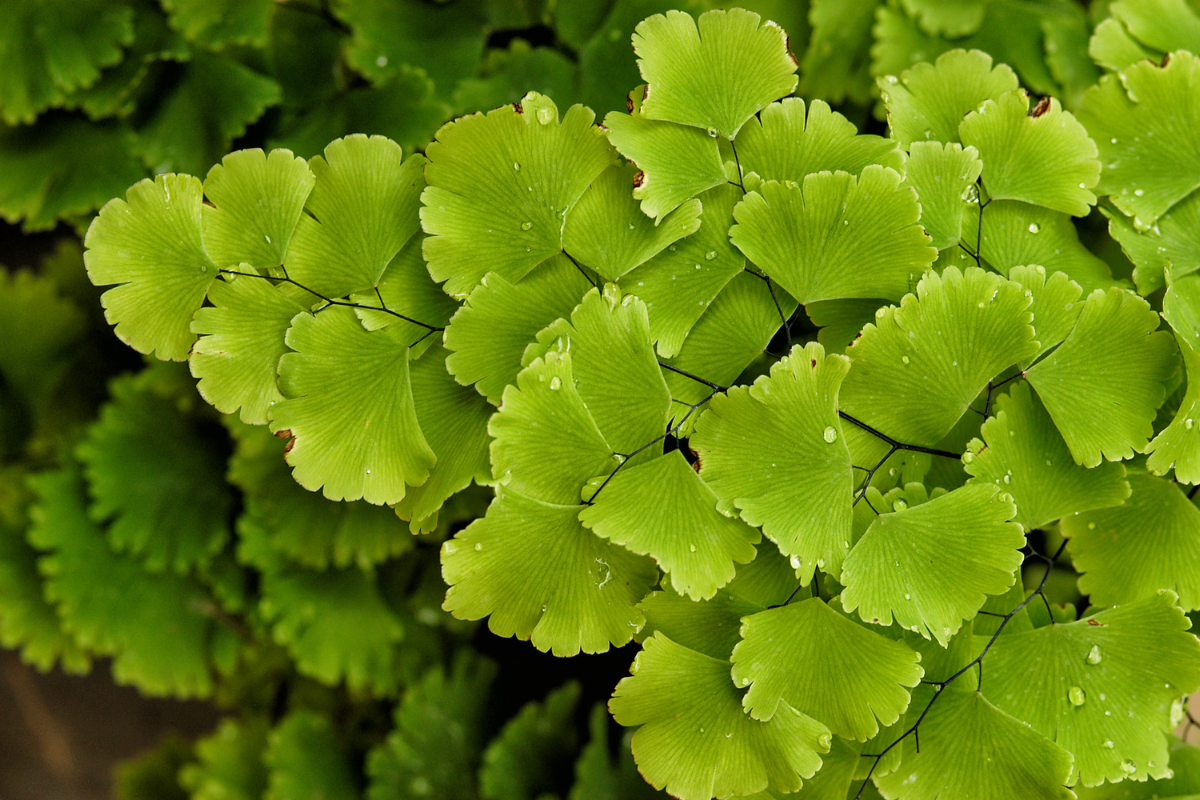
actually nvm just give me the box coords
[966,382,1130,529]
[840,483,1025,644]
[393,345,492,533]
[366,654,497,800]
[350,233,460,340]
[1026,287,1177,467]
[735,98,906,183]
[1041,7,1103,110]
[691,343,854,582]
[900,0,985,37]
[270,306,435,505]
[1165,272,1200,351]
[904,141,983,249]
[610,633,830,800]
[563,162,701,281]
[442,488,657,655]
[1089,16,1161,74]
[201,148,314,272]
[730,168,936,304]
[115,734,192,800]
[488,350,617,505]
[638,542,799,661]
[537,287,671,463]
[160,0,272,48]
[445,255,592,405]
[228,420,413,571]
[1077,53,1200,227]
[1006,266,1084,367]
[0,0,134,124]
[731,598,923,740]
[632,8,797,139]
[959,89,1100,217]
[879,49,1020,151]
[337,0,488,93]
[265,711,359,800]
[0,269,85,413]
[455,39,580,115]
[76,370,230,572]
[260,564,406,694]
[570,702,666,800]
[580,450,760,600]
[284,136,424,299]
[28,467,226,697]
[135,53,281,177]
[179,718,269,800]
[423,94,616,298]
[985,591,1200,785]
[189,275,306,425]
[978,200,1116,293]
[480,682,582,800]
[1063,472,1200,610]
[619,183,745,357]
[84,173,216,361]
[1074,736,1200,800]
[603,105,726,222]
[1147,335,1200,484]
[839,266,1038,447]
[873,684,1074,800]
[799,0,878,106]
[806,299,884,355]
[1109,0,1200,55]
[0,117,146,232]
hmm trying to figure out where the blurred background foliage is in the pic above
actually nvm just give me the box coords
[0,0,1160,797]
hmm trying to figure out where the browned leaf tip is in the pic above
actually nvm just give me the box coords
[787,51,799,68]
[274,428,292,439]
[1162,52,1172,67]
[284,438,295,454]
[632,170,646,188]
[626,91,635,113]
[512,102,523,114]
[1029,96,1051,118]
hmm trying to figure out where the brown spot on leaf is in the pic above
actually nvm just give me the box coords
[512,102,523,114]
[274,429,292,439]
[632,170,645,188]
[811,359,817,367]
[1029,96,1051,118]
[1162,52,1172,67]
[787,51,799,68]
[626,92,635,113]
[284,438,295,454]
[1087,618,1107,626]
[597,123,608,132]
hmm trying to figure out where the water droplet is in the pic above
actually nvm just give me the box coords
[1134,189,1144,197]
[1069,686,1086,706]
[818,733,832,749]
[512,162,521,171]
[875,308,887,319]
[520,221,533,231]
[788,555,803,570]
[376,54,388,68]
[1087,645,1102,665]
[1028,223,1040,234]
[706,127,719,138]
[894,499,908,511]
[365,468,371,475]
[904,593,911,600]
[694,263,701,270]
[884,75,899,84]
[1088,522,1096,530]
[725,732,732,738]
[740,677,750,686]
[962,452,974,464]
[536,107,554,125]
[705,250,717,260]
[1121,760,1137,775]
[198,264,208,273]
[961,184,979,204]
[444,542,457,555]
[475,543,483,551]
[902,355,910,364]
[1003,474,1011,484]
[549,376,562,390]
[1187,419,1194,430]
[1102,739,1115,749]
[669,245,677,252]
[689,544,696,552]
[823,426,838,443]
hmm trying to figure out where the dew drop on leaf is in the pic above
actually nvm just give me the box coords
[962,452,974,464]
[513,162,521,171]
[1187,419,1194,430]
[1121,760,1137,774]
[1069,686,1086,706]
[549,377,562,390]
[475,543,483,551]
[1028,223,1040,234]
[823,426,837,443]
[705,250,716,260]
[789,554,802,569]
[1087,645,1102,665]
[902,355,910,364]
[520,221,533,231]
[536,107,553,125]
[893,500,908,511]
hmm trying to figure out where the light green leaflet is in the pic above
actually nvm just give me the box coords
[903,141,983,249]
[444,254,592,405]
[691,343,854,583]
[200,148,315,272]
[1110,0,1200,56]
[441,489,657,656]
[571,702,665,800]
[1146,335,1200,484]
[488,349,616,505]
[632,8,796,139]
[901,0,987,37]
[731,597,923,741]
[480,682,582,800]
[349,233,461,342]
[730,167,936,304]
[422,93,616,298]
[190,275,306,425]
[984,591,1200,785]
[284,135,424,299]
[580,450,760,601]
[799,0,878,106]
[619,183,745,358]
[160,0,271,48]
[270,306,434,505]
[806,299,886,355]
[604,105,726,222]
[732,98,905,183]
[393,345,492,534]
[1026,287,1177,467]
[874,684,1074,800]
[260,565,405,695]
[1165,272,1200,351]
[839,266,1038,447]
[562,162,701,282]
[179,717,269,800]
[879,49,1019,150]
[1077,52,1200,227]
[84,173,216,361]
[265,711,358,800]
[1007,265,1084,366]
[610,633,830,800]
[979,201,1115,293]
[840,482,1025,645]
[1063,473,1200,611]
[537,288,671,462]
[959,90,1100,217]
[365,655,497,800]
[1089,16,1161,74]
[966,382,1130,529]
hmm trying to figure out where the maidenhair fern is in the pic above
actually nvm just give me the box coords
[68,4,1200,799]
